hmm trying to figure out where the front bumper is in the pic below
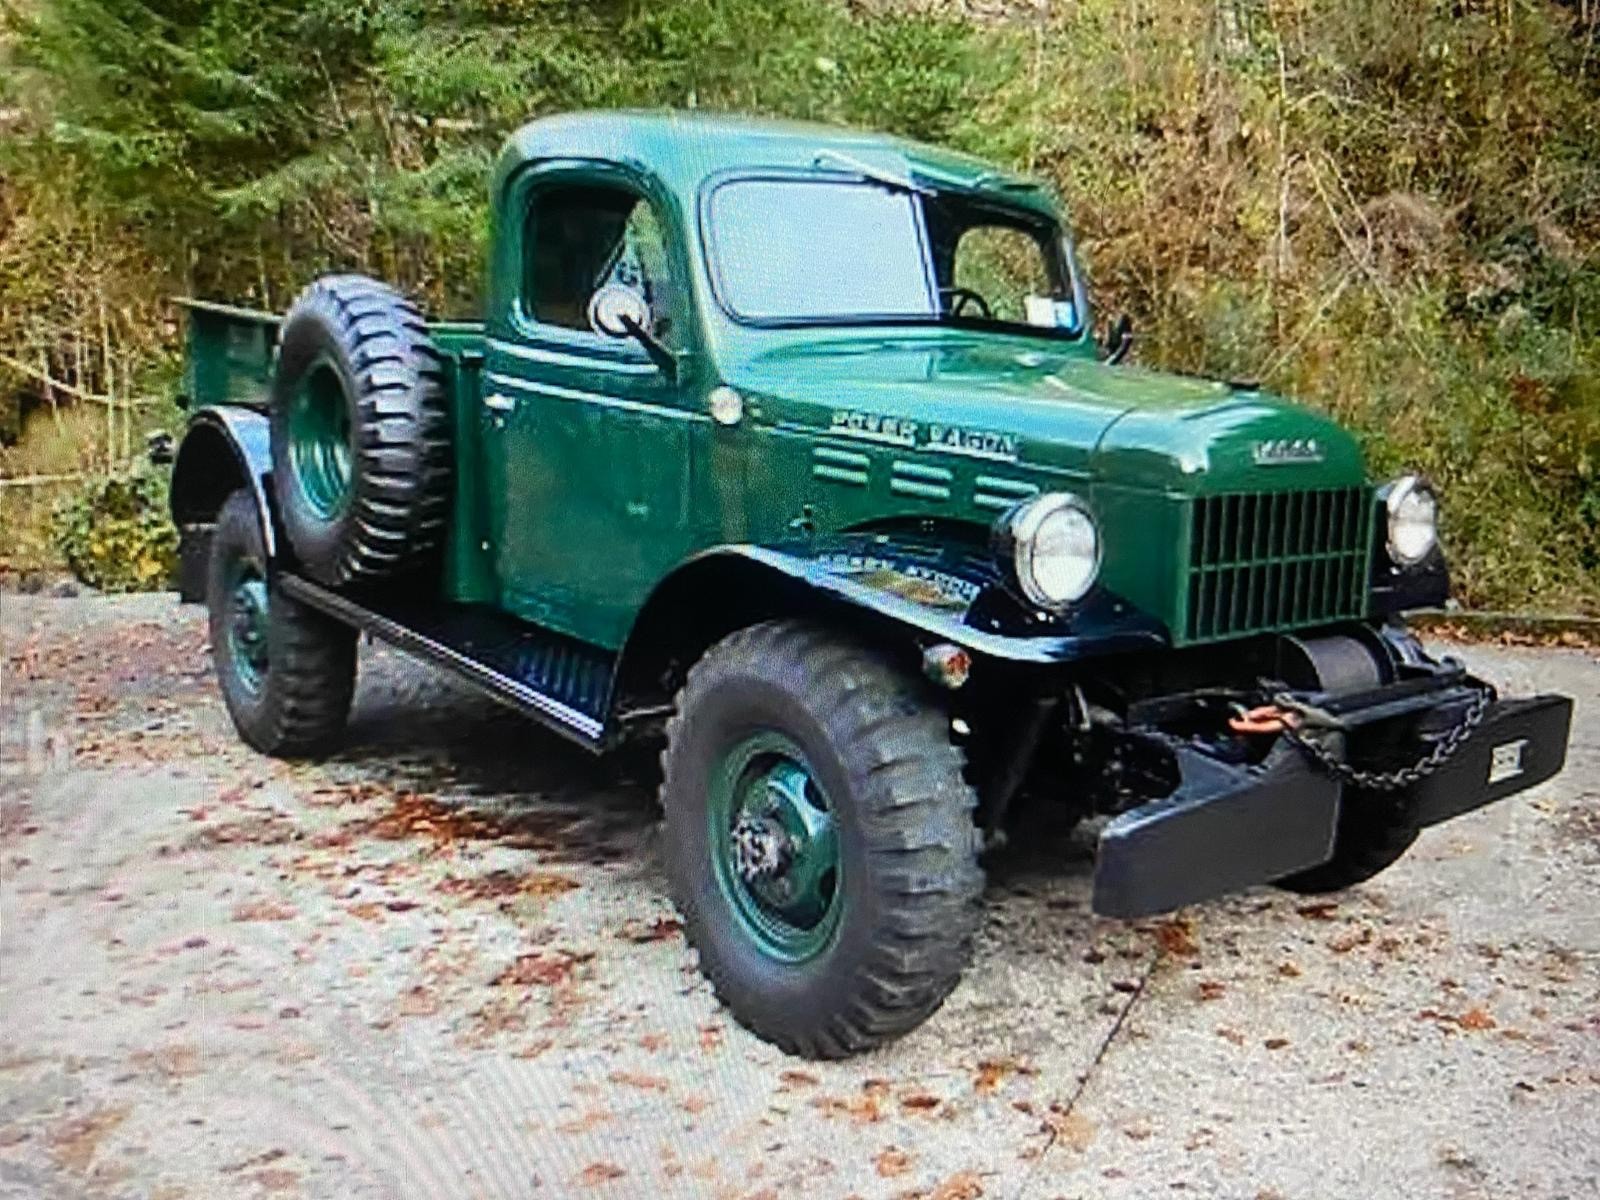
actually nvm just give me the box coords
[1091,690,1574,918]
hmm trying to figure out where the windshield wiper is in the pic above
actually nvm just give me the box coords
[811,150,933,195]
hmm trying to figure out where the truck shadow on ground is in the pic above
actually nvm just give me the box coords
[334,649,1094,892]
[335,661,663,869]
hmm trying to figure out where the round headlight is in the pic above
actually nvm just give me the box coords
[1386,475,1438,566]
[997,493,1101,609]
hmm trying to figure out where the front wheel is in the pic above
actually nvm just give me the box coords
[208,490,356,757]
[660,621,983,1058]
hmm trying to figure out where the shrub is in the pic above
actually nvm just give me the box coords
[52,471,178,592]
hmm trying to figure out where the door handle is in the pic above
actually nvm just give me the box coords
[484,393,515,413]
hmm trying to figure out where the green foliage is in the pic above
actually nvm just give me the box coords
[52,470,179,592]
[2,0,1597,609]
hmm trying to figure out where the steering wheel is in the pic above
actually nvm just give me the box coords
[941,286,992,320]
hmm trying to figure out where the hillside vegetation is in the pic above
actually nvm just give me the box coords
[1,0,1596,609]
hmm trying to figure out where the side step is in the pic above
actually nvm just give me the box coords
[280,574,615,749]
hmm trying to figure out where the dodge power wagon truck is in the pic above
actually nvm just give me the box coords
[169,111,1573,1058]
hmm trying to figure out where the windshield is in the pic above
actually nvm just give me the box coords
[709,179,937,321]
[706,176,1081,334]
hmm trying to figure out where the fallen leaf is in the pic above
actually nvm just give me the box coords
[1043,1108,1095,1152]
[577,1161,626,1186]
[1328,927,1372,954]
[1295,902,1340,921]
[1153,919,1199,957]
[492,950,593,988]
[608,1070,669,1092]
[901,1091,941,1113]
[1196,980,1226,1002]
[876,1146,912,1177]
[927,1170,984,1200]
[617,916,683,942]
[397,987,438,1017]
[1458,1007,1497,1031]
[1417,1007,1499,1032]
[556,1109,611,1134]
[231,900,296,922]
[1216,1027,1245,1046]
[47,1106,129,1173]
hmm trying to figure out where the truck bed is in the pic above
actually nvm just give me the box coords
[175,296,496,607]
[176,297,485,412]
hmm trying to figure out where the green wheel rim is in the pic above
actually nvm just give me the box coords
[709,731,842,963]
[224,560,270,695]
[287,361,353,519]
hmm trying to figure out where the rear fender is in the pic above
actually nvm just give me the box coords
[169,405,276,599]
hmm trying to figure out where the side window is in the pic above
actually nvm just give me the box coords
[951,225,1054,324]
[523,185,675,340]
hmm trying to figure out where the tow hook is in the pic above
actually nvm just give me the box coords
[1228,704,1299,735]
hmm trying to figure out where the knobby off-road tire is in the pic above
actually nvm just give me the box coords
[661,621,984,1058]
[1275,788,1419,894]
[269,274,450,588]
[208,490,356,757]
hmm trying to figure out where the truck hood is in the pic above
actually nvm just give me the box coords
[729,332,1364,492]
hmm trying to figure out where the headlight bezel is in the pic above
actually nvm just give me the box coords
[993,492,1103,611]
[1384,473,1440,568]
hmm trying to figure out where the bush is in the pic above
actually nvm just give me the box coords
[52,471,178,593]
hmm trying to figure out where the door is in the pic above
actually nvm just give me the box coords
[482,169,696,650]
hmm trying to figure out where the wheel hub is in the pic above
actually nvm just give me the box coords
[227,573,270,690]
[711,735,842,962]
[731,813,792,882]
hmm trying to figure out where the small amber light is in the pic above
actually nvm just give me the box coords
[922,642,972,690]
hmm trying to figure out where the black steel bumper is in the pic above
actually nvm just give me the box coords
[1091,691,1574,918]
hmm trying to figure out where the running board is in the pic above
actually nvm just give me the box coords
[279,574,614,749]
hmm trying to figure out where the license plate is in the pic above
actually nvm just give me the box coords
[1488,738,1528,784]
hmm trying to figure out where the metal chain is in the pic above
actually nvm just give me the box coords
[1276,686,1492,793]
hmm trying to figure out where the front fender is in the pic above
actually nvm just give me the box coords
[730,536,1167,664]
[612,532,1167,712]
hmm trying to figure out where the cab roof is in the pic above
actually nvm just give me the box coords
[492,109,1059,220]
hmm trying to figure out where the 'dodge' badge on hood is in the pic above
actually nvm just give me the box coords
[1251,437,1325,466]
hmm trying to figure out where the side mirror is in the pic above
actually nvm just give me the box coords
[588,284,653,339]
[1103,314,1133,365]
[587,284,677,380]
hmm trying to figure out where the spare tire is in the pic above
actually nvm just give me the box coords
[269,274,450,588]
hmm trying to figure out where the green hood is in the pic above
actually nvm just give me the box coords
[729,331,1365,494]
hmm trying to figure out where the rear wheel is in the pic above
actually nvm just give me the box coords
[661,621,983,1058]
[1275,788,1418,893]
[208,490,356,757]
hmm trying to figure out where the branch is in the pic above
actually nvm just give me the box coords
[0,472,90,488]
[0,352,161,409]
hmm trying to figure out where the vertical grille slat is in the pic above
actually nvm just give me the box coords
[1183,486,1371,643]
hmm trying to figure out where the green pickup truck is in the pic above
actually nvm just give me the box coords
[169,111,1572,1058]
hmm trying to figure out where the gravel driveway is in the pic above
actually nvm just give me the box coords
[2,592,1596,1199]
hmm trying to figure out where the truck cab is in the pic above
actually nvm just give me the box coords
[169,111,1573,1059]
